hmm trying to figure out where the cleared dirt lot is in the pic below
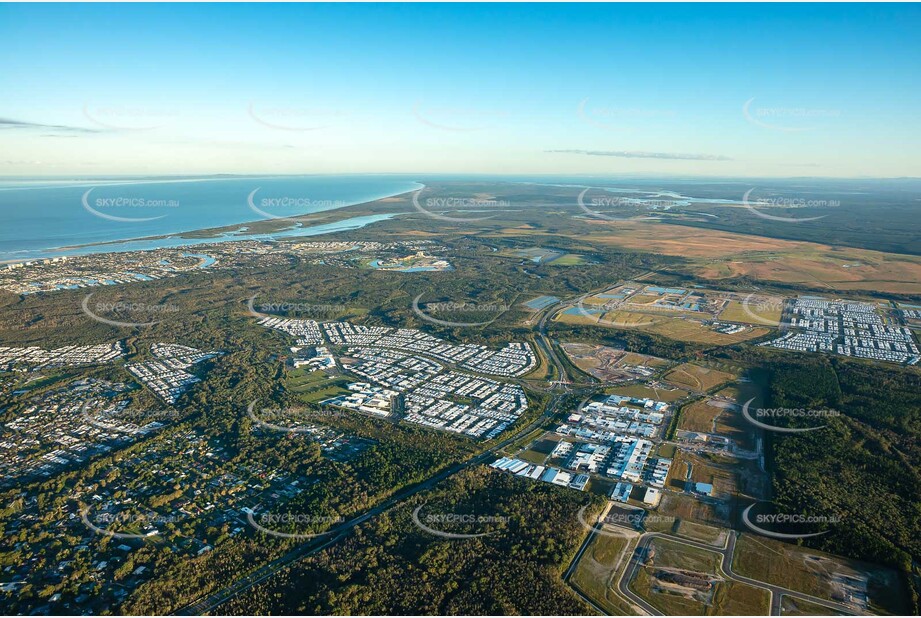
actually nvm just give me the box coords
[733,534,910,615]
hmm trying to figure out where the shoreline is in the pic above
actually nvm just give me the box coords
[2,183,423,263]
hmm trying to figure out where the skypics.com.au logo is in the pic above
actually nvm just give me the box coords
[247,102,346,132]
[741,399,840,434]
[81,508,180,540]
[247,188,348,222]
[576,506,674,537]
[81,293,180,328]
[411,503,510,540]
[741,188,837,223]
[412,189,511,223]
[576,188,661,223]
[742,503,840,540]
[246,401,346,434]
[246,294,349,320]
[412,294,510,328]
[742,98,841,133]
[82,187,179,223]
[412,102,507,132]
[80,401,182,431]
[740,294,790,327]
[247,510,344,540]
[570,295,657,330]
[82,103,178,131]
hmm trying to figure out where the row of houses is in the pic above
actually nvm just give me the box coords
[0,342,125,372]
[0,380,149,487]
[764,297,920,364]
[322,321,537,377]
[126,344,219,404]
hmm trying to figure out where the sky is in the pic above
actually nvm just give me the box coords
[1,3,919,178]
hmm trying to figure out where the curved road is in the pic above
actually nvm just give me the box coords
[177,273,716,616]
[616,530,859,616]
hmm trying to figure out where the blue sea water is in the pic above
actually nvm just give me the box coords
[0,175,422,261]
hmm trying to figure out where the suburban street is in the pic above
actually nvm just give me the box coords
[179,282,862,617]
[175,324,575,615]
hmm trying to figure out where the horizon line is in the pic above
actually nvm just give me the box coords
[1,173,919,182]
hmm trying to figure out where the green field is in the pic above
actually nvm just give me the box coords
[556,307,770,345]
[656,443,677,458]
[569,528,639,615]
[671,450,741,498]
[710,580,772,615]
[606,383,690,402]
[674,520,727,547]
[516,448,548,464]
[641,514,677,534]
[678,399,725,434]
[677,396,759,452]
[658,492,733,528]
[284,368,351,403]
[664,363,737,392]
[631,537,768,616]
[718,299,783,325]
[630,537,723,615]
[732,534,910,615]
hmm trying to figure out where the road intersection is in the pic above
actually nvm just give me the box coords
[177,280,861,618]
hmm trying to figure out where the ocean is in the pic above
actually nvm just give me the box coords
[0,175,422,261]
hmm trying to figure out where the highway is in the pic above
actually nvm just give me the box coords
[182,276,812,617]
[174,306,576,616]
[526,284,860,617]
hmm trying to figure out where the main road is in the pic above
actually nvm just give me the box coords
[175,310,578,615]
[178,277,663,615]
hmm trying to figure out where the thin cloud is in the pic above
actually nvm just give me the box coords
[0,117,102,134]
[548,148,731,161]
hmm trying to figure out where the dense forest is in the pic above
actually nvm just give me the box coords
[763,355,921,612]
[219,467,601,615]
[2,185,920,614]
